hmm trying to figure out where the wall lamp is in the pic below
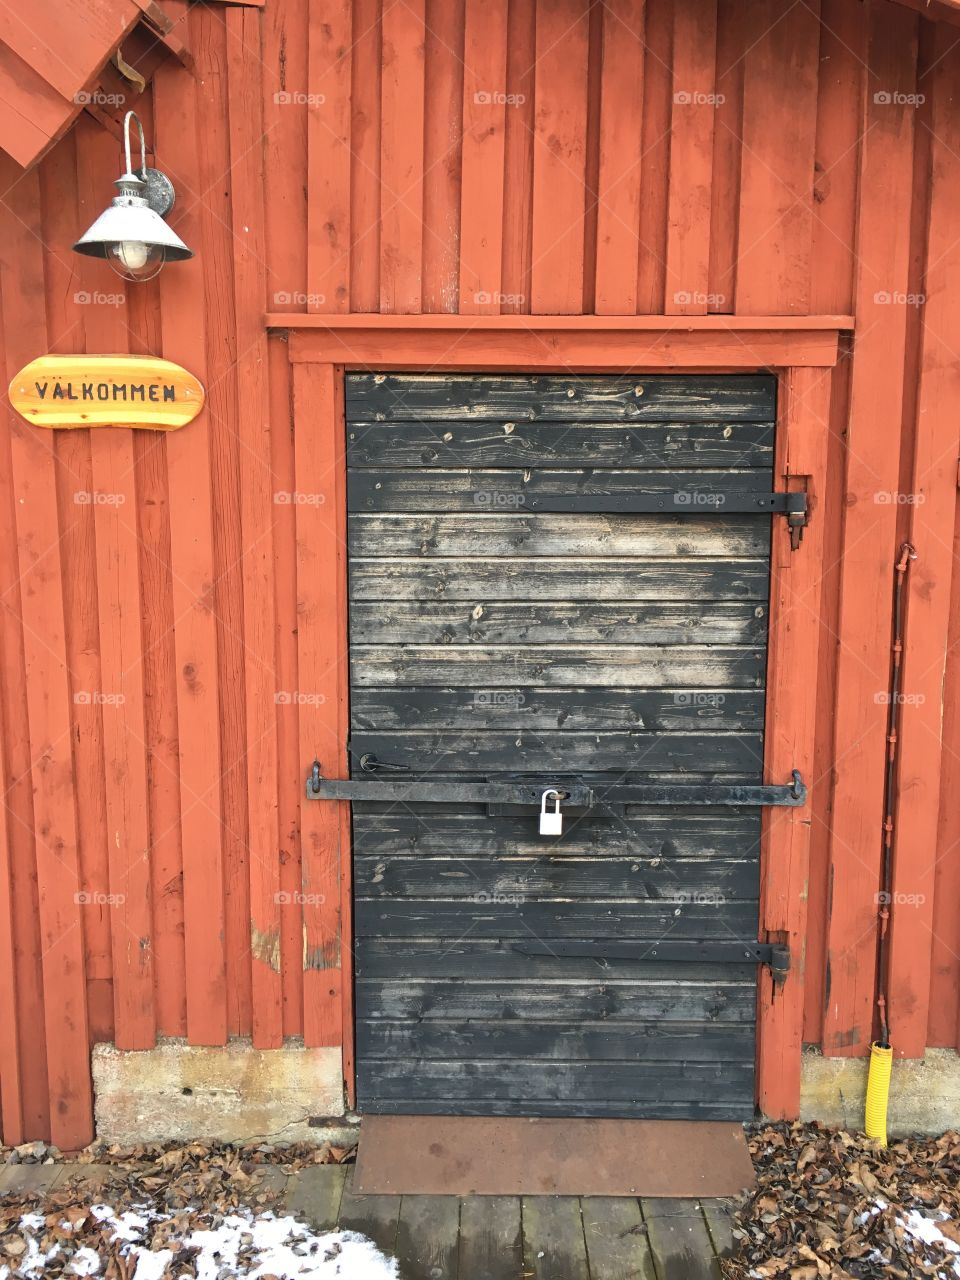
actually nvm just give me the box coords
[73,110,193,282]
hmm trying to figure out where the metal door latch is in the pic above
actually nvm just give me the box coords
[784,492,808,550]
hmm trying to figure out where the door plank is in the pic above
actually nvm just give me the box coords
[345,373,776,420]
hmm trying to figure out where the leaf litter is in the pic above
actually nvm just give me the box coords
[723,1122,960,1279]
[0,1141,400,1280]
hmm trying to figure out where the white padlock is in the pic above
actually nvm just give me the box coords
[539,788,563,836]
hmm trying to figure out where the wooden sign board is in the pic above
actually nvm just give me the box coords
[8,355,204,430]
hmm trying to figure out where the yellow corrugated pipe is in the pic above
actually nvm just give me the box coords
[865,1042,893,1145]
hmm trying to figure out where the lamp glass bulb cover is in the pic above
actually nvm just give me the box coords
[107,241,165,282]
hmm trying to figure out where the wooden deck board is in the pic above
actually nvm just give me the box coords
[285,1165,348,1231]
[642,1198,722,1279]
[395,1194,461,1280]
[458,1195,523,1280]
[521,1197,590,1280]
[0,1165,729,1278]
[337,1167,402,1255]
[582,1196,658,1280]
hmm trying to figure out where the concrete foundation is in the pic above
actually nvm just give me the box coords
[93,1038,350,1145]
[800,1046,960,1135]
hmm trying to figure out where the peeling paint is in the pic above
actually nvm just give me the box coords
[303,925,340,971]
[250,923,282,973]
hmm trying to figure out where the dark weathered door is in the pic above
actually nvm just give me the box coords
[346,373,777,1119]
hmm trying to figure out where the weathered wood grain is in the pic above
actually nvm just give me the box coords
[363,1058,754,1103]
[350,559,770,602]
[349,512,771,556]
[582,1197,658,1280]
[354,851,759,900]
[395,1195,460,1280]
[458,1196,522,1280]
[355,898,759,940]
[522,1197,589,1279]
[352,810,762,858]
[350,645,764,689]
[348,467,772,512]
[346,420,774,468]
[345,373,777,420]
[348,728,763,771]
[351,685,765,727]
[358,1020,756,1063]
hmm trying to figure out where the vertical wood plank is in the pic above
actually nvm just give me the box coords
[888,26,960,1058]
[154,59,227,1046]
[269,337,305,1038]
[735,0,821,314]
[263,0,310,311]
[0,717,23,1143]
[707,0,746,313]
[349,0,381,312]
[0,159,93,1148]
[635,0,672,313]
[292,362,349,1050]
[71,117,155,1053]
[802,353,851,1046]
[228,6,284,1049]
[593,0,644,315]
[937,550,960,1047]
[665,0,718,315]
[43,126,114,1043]
[0,263,49,1137]
[422,0,464,313]
[193,9,251,1040]
[380,0,425,313]
[459,0,508,314]
[823,3,919,1058]
[757,365,831,1118]
[530,0,590,313]
[307,0,352,313]
[89,427,156,1049]
[133,422,187,1039]
[500,0,536,313]
[810,0,866,315]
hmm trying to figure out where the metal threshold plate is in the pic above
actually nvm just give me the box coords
[353,1116,756,1197]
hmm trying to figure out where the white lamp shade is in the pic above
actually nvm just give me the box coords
[73,201,192,261]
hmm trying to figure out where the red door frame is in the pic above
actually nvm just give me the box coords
[280,314,848,1117]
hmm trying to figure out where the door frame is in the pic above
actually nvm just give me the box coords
[280,313,851,1118]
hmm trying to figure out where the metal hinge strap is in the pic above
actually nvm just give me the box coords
[305,764,807,808]
[514,939,791,980]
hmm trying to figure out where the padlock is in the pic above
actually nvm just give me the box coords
[539,789,563,836]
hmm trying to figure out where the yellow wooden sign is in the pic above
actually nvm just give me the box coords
[8,355,204,430]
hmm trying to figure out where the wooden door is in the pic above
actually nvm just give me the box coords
[346,373,776,1118]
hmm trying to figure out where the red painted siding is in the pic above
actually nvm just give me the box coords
[0,0,959,1143]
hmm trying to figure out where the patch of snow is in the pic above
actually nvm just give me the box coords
[6,1203,398,1280]
[899,1209,960,1278]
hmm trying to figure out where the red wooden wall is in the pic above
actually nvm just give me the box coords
[1,0,960,1146]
